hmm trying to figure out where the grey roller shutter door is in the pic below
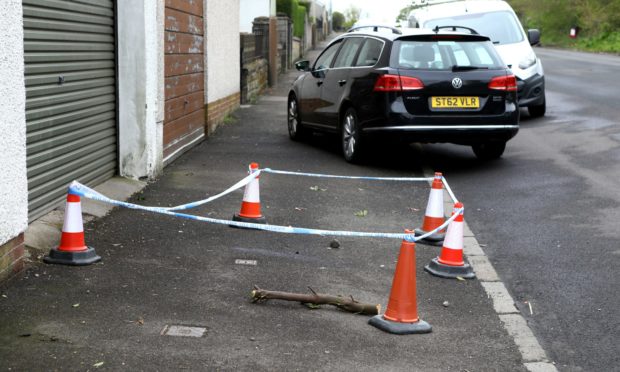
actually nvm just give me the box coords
[23,0,117,221]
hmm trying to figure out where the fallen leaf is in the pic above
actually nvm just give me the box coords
[93,361,104,368]
[304,303,321,309]
[354,210,368,217]
[456,276,465,281]
[72,303,80,308]
[137,317,144,325]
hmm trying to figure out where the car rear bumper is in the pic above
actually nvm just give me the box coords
[363,124,519,145]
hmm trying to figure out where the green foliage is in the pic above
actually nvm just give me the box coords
[508,0,620,53]
[343,5,361,30]
[276,0,293,17]
[294,3,306,38]
[332,11,345,31]
[277,0,306,38]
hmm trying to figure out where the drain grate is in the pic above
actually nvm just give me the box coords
[161,325,206,338]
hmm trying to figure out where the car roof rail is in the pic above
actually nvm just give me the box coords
[433,25,479,35]
[347,25,402,35]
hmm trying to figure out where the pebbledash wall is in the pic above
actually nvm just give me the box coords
[0,0,29,282]
[0,0,241,283]
[205,0,241,134]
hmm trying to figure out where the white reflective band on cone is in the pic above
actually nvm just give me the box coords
[63,202,84,233]
[425,189,444,218]
[243,179,260,203]
[443,221,463,249]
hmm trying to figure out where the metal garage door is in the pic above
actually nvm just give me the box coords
[23,0,117,221]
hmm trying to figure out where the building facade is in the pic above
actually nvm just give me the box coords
[0,0,240,283]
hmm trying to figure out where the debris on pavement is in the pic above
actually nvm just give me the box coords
[251,285,379,315]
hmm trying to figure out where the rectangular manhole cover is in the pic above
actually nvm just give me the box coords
[235,259,257,266]
[161,325,206,338]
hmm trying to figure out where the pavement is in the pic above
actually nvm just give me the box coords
[1,37,551,371]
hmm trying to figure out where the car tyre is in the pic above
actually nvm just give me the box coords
[472,142,506,160]
[528,98,546,118]
[288,96,307,141]
[342,107,365,163]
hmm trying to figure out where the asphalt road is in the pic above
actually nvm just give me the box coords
[420,47,620,371]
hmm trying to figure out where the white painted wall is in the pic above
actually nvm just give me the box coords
[239,0,271,33]
[0,0,29,245]
[117,0,164,180]
[206,0,241,103]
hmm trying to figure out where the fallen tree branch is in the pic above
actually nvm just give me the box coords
[251,285,380,315]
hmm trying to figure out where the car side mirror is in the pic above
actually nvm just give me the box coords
[528,29,541,46]
[295,60,311,72]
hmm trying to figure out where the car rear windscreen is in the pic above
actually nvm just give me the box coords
[392,39,505,70]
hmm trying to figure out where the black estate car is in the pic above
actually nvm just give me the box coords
[287,26,519,162]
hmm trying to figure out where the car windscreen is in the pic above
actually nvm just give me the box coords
[423,11,524,45]
[392,39,505,70]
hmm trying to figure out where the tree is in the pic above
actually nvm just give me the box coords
[396,3,415,24]
[332,11,345,31]
[343,5,361,30]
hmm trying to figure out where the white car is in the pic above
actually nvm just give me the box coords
[408,0,546,117]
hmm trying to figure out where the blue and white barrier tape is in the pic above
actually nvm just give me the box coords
[68,181,462,243]
[262,168,433,182]
[441,177,458,203]
[166,170,261,211]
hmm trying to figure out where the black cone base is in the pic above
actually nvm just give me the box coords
[231,214,266,229]
[43,247,101,266]
[369,315,432,335]
[414,228,444,246]
[424,257,475,279]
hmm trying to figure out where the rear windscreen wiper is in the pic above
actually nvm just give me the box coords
[452,65,489,71]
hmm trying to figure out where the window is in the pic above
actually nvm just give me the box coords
[314,41,341,71]
[395,40,503,70]
[355,38,383,67]
[333,37,363,68]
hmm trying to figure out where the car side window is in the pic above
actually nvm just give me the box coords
[333,37,364,68]
[313,41,342,71]
[355,38,383,67]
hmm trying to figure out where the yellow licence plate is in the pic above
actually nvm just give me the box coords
[431,96,479,109]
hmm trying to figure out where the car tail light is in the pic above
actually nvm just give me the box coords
[374,74,424,92]
[488,75,517,91]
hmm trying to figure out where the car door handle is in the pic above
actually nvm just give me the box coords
[317,81,323,86]
[338,80,347,86]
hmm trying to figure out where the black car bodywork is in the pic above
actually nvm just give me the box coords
[288,27,519,162]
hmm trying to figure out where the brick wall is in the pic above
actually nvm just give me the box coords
[0,234,25,283]
[163,0,206,162]
[241,58,268,104]
[206,92,241,135]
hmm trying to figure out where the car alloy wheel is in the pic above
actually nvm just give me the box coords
[342,108,364,163]
[288,97,306,140]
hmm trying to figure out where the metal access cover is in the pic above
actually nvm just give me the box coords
[235,259,257,266]
[161,325,206,338]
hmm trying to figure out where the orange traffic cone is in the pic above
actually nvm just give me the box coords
[415,172,446,246]
[369,230,432,334]
[232,162,266,224]
[424,202,475,279]
[44,193,101,266]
